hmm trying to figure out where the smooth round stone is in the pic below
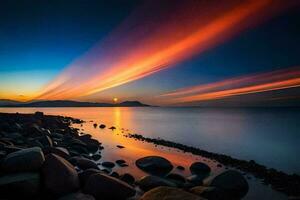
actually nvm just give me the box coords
[41,154,80,196]
[190,162,211,176]
[102,161,115,168]
[209,170,249,199]
[1,147,45,173]
[0,172,40,199]
[138,175,176,191]
[136,156,173,176]
[83,173,136,199]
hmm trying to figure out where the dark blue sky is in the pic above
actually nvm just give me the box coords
[0,0,300,103]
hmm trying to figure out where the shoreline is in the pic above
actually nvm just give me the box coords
[126,133,300,196]
[0,112,299,199]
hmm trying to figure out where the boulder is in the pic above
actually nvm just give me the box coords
[69,157,99,170]
[91,154,101,161]
[190,162,211,176]
[177,165,185,171]
[0,172,40,198]
[140,186,204,200]
[116,159,126,165]
[120,173,135,185]
[43,146,70,160]
[110,171,120,178]
[41,154,80,196]
[209,170,249,200]
[190,186,219,199]
[58,192,95,200]
[79,168,101,186]
[166,173,186,187]
[83,173,136,199]
[1,147,45,173]
[187,174,206,185]
[102,161,115,168]
[138,175,176,191]
[136,156,173,176]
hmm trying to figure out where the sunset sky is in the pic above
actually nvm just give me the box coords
[1,0,300,106]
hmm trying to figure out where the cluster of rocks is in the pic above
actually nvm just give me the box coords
[135,156,249,200]
[0,112,136,200]
[128,133,300,197]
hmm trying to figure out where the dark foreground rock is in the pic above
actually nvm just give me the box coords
[0,172,40,198]
[140,186,204,200]
[83,173,136,199]
[58,192,95,200]
[1,147,45,173]
[209,170,249,200]
[138,175,177,191]
[42,154,80,196]
[136,156,173,176]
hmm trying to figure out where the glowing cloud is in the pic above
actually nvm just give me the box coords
[159,67,300,104]
[36,0,292,100]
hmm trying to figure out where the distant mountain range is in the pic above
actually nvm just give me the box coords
[0,99,150,107]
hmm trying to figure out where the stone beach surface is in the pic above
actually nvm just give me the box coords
[0,112,299,200]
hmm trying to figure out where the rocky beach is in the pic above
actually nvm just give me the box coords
[0,112,299,200]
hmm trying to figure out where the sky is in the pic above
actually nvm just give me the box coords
[0,0,300,106]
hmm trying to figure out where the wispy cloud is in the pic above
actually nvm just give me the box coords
[34,0,288,100]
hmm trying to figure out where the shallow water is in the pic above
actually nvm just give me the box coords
[1,107,298,200]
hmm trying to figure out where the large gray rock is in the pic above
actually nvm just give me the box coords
[83,173,136,200]
[0,172,40,198]
[79,168,101,186]
[136,156,173,176]
[140,186,204,200]
[1,147,45,172]
[138,175,177,191]
[43,146,70,159]
[41,154,80,196]
[209,170,249,200]
[58,192,95,200]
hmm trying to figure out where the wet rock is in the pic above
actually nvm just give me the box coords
[138,175,177,191]
[140,186,204,200]
[109,126,116,130]
[120,173,135,185]
[35,135,53,147]
[117,145,125,148]
[209,170,249,200]
[69,157,99,170]
[102,161,115,168]
[190,162,211,176]
[91,154,101,161]
[93,123,97,128]
[79,168,101,186]
[110,171,120,178]
[41,154,80,196]
[177,165,185,171]
[83,173,136,199]
[99,124,106,129]
[116,159,126,165]
[58,192,95,200]
[166,173,186,187]
[1,147,45,173]
[190,186,219,199]
[0,172,40,199]
[187,174,206,185]
[136,156,173,176]
[43,147,70,160]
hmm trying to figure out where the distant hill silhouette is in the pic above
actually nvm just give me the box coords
[0,100,150,107]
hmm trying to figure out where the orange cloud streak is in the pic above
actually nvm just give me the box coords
[35,0,289,100]
[159,67,300,104]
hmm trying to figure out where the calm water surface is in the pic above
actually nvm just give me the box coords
[1,107,299,200]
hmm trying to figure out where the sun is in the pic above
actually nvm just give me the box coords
[113,97,118,103]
